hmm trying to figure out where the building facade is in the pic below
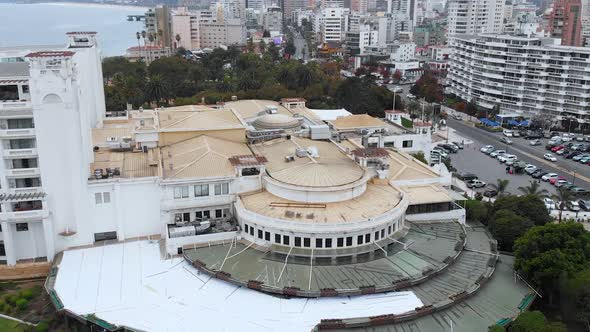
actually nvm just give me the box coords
[549,0,583,46]
[448,34,590,123]
[447,0,505,35]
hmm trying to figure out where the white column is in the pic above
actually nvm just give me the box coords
[2,222,16,266]
[42,215,55,262]
[114,183,126,241]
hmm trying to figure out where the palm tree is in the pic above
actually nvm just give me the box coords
[552,187,572,223]
[490,179,510,197]
[141,30,147,63]
[518,180,548,197]
[145,75,169,106]
[259,40,266,53]
[135,32,141,61]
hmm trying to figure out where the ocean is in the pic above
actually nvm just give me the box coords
[0,2,146,56]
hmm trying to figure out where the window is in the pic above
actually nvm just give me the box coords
[258,229,263,239]
[346,237,353,246]
[95,192,111,205]
[249,227,254,236]
[381,229,385,238]
[388,225,392,234]
[283,235,290,245]
[265,231,270,241]
[402,140,413,148]
[275,234,281,244]
[16,223,28,232]
[295,237,301,247]
[357,235,364,245]
[103,192,111,203]
[194,184,209,197]
[337,237,344,247]
[215,209,222,218]
[325,238,332,248]
[214,183,229,195]
[375,231,380,240]
[95,192,102,204]
[0,243,4,256]
[304,237,311,247]
[174,186,189,199]
[365,234,370,243]
[244,224,249,233]
[316,238,323,248]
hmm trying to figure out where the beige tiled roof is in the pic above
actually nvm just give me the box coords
[328,114,387,130]
[91,150,157,178]
[240,183,402,223]
[91,123,133,146]
[250,137,365,188]
[158,108,244,131]
[160,135,252,179]
[399,185,453,205]
[224,99,292,120]
[388,152,438,181]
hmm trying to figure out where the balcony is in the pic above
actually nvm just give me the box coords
[0,209,48,222]
[5,167,40,178]
[0,101,31,111]
[0,128,35,139]
[3,148,37,159]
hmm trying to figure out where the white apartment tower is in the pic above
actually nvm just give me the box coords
[0,32,105,265]
[320,7,350,44]
[447,0,505,35]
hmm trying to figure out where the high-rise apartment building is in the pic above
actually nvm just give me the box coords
[447,0,505,35]
[448,34,590,123]
[549,0,582,46]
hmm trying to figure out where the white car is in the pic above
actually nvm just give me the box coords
[498,154,516,163]
[568,201,581,212]
[480,145,494,153]
[490,150,506,158]
[524,164,537,172]
[542,173,559,181]
[543,197,556,210]
[466,179,486,188]
[544,153,557,162]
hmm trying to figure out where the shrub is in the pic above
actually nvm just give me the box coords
[6,294,18,305]
[15,298,28,311]
[20,289,34,300]
[2,303,11,313]
[35,321,50,332]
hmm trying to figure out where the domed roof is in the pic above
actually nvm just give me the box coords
[253,113,301,130]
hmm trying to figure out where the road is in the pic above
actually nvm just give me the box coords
[447,117,590,190]
[292,30,308,61]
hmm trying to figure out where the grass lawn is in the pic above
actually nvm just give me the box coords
[0,317,28,332]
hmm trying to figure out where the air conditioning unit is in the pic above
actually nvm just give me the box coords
[107,136,118,142]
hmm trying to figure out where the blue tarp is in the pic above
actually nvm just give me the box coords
[508,120,519,126]
[479,118,501,127]
[519,120,530,126]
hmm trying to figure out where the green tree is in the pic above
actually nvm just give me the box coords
[518,181,548,197]
[267,41,280,61]
[488,209,533,251]
[145,74,169,105]
[259,39,267,53]
[514,223,590,305]
[561,268,590,326]
[488,325,506,332]
[465,199,489,225]
[490,179,510,197]
[511,311,566,332]
[552,187,572,223]
[409,70,443,103]
[104,85,127,113]
[246,37,255,53]
[491,195,550,226]
[411,152,427,164]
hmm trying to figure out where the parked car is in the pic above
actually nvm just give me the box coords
[544,197,556,210]
[466,179,487,188]
[452,141,464,149]
[566,151,581,159]
[578,199,590,211]
[456,172,479,181]
[563,183,576,191]
[498,154,517,163]
[556,148,568,155]
[431,149,449,160]
[551,145,565,152]
[544,153,557,162]
[567,201,581,212]
[490,150,506,158]
[524,165,537,174]
[573,154,588,161]
[570,187,589,195]
[529,139,542,146]
[532,170,547,178]
[503,129,513,137]
[439,143,459,153]
[550,176,567,185]
[542,173,559,181]
[555,180,571,188]
[480,145,495,153]
[500,137,513,145]
[483,189,498,197]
